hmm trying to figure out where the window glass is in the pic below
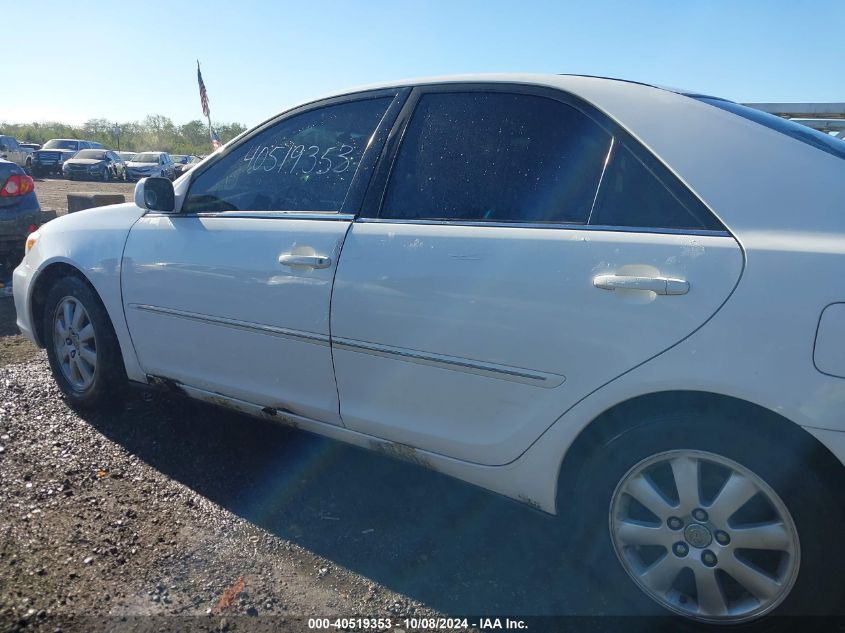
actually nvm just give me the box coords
[183,97,392,214]
[381,92,611,224]
[589,142,724,231]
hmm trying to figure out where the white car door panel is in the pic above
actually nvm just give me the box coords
[121,93,398,426]
[330,87,743,465]
[122,215,349,424]
[332,223,742,464]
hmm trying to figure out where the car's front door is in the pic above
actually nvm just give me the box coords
[331,86,743,464]
[121,92,401,425]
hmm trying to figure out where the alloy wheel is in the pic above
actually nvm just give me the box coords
[52,296,97,392]
[609,449,800,622]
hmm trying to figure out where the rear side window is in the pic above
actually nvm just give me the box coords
[183,97,392,214]
[381,92,612,224]
[589,141,725,231]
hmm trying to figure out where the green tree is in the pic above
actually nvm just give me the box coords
[0,116,247,155]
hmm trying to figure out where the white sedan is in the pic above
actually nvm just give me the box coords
[12,74,845,623]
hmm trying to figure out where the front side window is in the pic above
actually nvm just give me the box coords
[183,97,392,214]
[381,92,612,224]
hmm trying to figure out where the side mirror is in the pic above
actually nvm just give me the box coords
[135,177,175,212]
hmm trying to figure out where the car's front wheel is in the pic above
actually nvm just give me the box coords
[570,409,844,624]
[43,276,126,409]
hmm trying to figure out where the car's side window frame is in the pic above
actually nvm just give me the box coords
[172,88,411,220]
[358,82,728,236]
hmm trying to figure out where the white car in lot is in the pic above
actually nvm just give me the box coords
[12,74,845,623]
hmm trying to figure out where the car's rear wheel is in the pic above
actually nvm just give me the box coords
[569,410,845,624]
[43,276,126,409]
[102,167,110,181]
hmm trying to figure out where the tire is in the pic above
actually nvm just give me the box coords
[102,167,110,182]
[32,167,42,178]
[43,276,127,410]
[568,409,845,625]
[25,158,32,175]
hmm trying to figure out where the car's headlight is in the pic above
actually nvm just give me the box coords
[25,230,40,254]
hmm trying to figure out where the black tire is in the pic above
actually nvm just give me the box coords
[568,409,845,625]
[102,167,110,182]
[43,275,127,410]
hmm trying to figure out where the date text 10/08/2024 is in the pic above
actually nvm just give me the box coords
[307,618,529,630]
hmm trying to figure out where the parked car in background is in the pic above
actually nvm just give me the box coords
[12,75,845,624]
[125,151,175,181]
[0,159,43,272]
[63,149,127,181]
[173,155,201,178]
[117,151,136,162]
[0,136,35,173]
[31,139,103,178]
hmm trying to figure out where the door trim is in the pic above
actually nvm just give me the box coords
[333,337,565,388]
[129,304,331,346]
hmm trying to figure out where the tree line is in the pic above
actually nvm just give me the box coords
[1,116,248,156]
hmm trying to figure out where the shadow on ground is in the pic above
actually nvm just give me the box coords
[81,392,654,617]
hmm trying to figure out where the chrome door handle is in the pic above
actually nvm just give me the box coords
[593,274,689,295]
[278,254,332,269]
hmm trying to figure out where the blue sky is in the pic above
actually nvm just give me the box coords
[8,0,844,127]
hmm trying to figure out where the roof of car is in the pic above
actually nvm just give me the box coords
[325,73,721,101]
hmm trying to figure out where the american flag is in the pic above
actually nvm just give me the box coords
[210,127,221,151]
[197,61,210,118]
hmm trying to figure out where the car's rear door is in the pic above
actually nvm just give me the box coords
[330,85,743,464]
[121,90,404,425]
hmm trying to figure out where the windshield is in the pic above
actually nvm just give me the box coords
[43,140,79,150]
[171,155,187,163]
[694,97,845,161]
[131,153,160,163]
[74,150,106,160]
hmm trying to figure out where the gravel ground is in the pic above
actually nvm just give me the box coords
[0,353,633,633]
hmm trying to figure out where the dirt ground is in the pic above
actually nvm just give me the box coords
[34,177,136,216]
[0,179,629,633]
